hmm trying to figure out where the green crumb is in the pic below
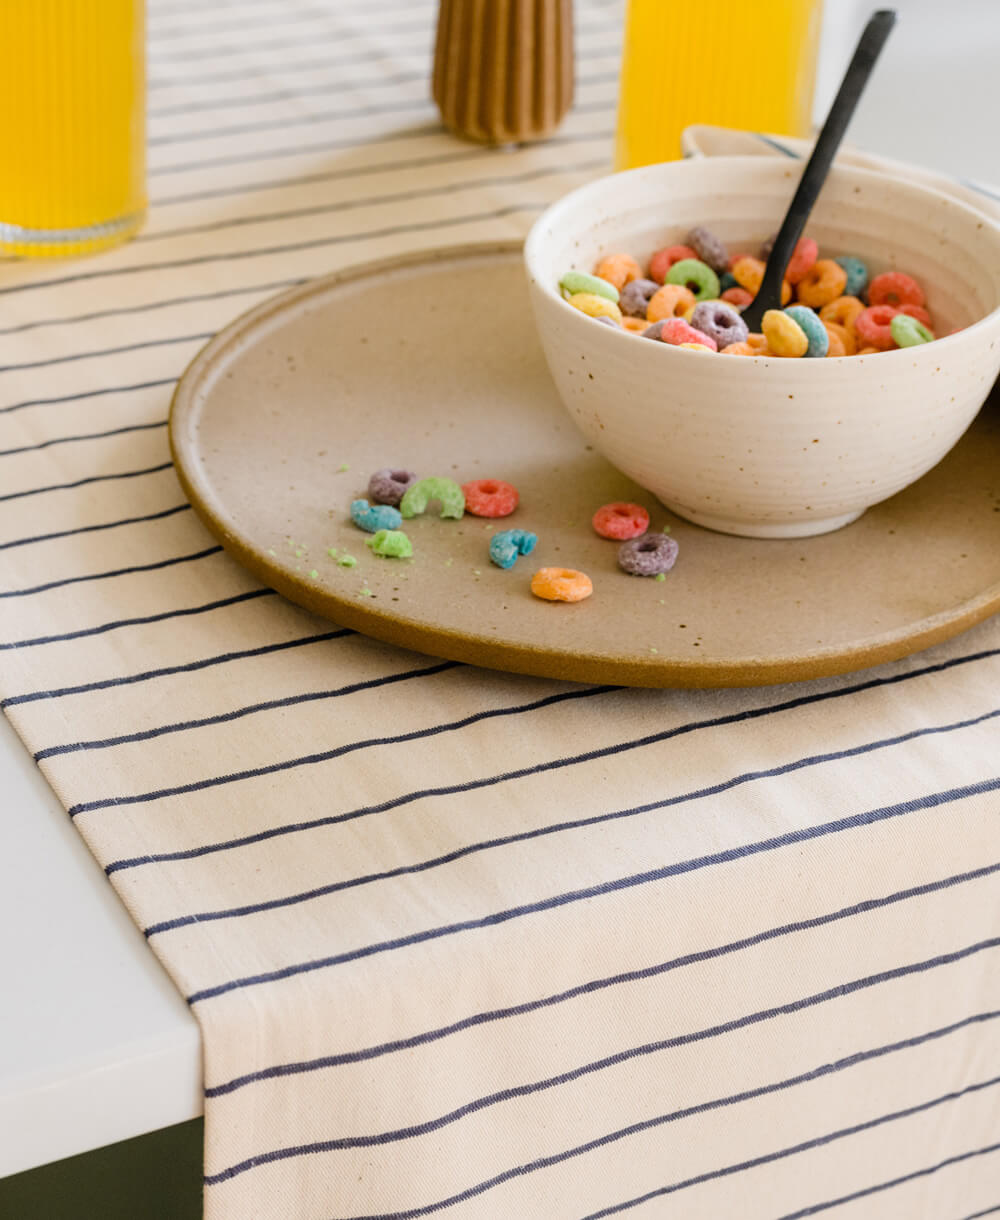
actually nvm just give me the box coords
[358,585,374,597]
[472,569,481,576]
[654,573,666,582]
[658,598,666,605]
[662,525,672,533]
[337,463,350,472]
[309,569,319,580]
[649,647,659,654]
[365,529,413,558]
[338,554,357,568]
[266,548,276,556]
[327,546,339,558]
[484,523,494,531]
[294,548,305,558]
[444,558,454,567]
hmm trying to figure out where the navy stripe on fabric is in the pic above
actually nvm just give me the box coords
[137,159,608,245]
[961,178,1000,203]
[0,419,167,460]
[203,863,1000,1096]
[145,706,1000,937]
[0,546,221,601]
[0,202,552,298]
[776,1142,1000,1219]
[103,645,1000,873]
[37,659,459,760]
[147,122,446,179]
[68,685,619,816]
[0,589,274,652]
[2,629,350,709]
[206,1002,1000,1185]
[147,68,429,120]
[0,378,176,418]
[961,1205,1000,1219]
[185,782,1000,1005]
[150,130,614,209]
[0,502,190,554]
[0,281,303,337]
[0,461,173,504]
[148,95,437,148]
[583,1094,1000,1220]
[0,332,211,374]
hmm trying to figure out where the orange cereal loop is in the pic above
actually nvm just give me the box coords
[745,333,769,355]
[823,327,846,357]
[857,346,880,355]
[622,316,648,333]
[530,567,593,603]
[593,253,642,292]
[731,256,765,295]
[796,259,848,309]
[720,341,753,355]
[646,283,695,323]
[819,295,865,333]
[822,320,856,356]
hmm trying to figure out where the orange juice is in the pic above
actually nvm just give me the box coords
[0,0,146,258]
[615,0,823,171]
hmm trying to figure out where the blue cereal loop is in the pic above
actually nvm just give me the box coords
[350,499,402,532]
[835,256,869,299]
[489,529,538,569]
[784,305,830,358]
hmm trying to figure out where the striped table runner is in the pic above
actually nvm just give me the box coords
[3,2,1000,1216]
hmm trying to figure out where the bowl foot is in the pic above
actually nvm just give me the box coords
[662,503,866,539]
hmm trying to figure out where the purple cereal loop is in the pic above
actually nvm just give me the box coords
[367,467,417,506]
[617,533,679,576]
[618,278,660,318]
[641,320,667,340]
[689,301,749,350]
[686,226,729,274]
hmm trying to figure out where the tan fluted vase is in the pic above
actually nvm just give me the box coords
[433,0,574,144]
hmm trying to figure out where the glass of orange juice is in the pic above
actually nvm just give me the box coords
[615,0,824,171]
[0,0,146,259]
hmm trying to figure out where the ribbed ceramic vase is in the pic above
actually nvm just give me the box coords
[433,0,573,144]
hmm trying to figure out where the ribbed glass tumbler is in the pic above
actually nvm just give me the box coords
[0,0,146,258]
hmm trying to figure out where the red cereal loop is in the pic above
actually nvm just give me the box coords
[658,317,718,351]
[721,286,752,308]
[899,303,932,328]
[461,478,519,518]
[868,271,925,309]
[854,304,899,351]
[784,236,818,285]
[592,501,650,540]
[648,245,697,284]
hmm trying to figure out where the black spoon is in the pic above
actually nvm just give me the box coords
[741,9,897,334]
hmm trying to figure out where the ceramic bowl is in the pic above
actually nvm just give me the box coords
[524,156,1000,538]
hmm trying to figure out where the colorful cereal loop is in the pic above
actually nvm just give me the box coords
[592,501,650,540]
[567,292,623,324]
[868,271,925,309]
[593,253,642,291]
[819,295,866,334]
[795,259,848,308]
[783,305,829,358]
[834,256,869,298]
[489,529,537,569]
[890,313,935,347]
[559,270,619,302]
[399,476,465,519]
[648,244,697,284]
[665,258,721,303]
[530,567,593,603]
[646,283,696,322]
[854,304,899,351]
[762,309,808,357]
[461,479,519,518]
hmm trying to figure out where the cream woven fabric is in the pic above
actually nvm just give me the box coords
[2,2,999,1217]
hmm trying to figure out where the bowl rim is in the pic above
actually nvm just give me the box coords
[523,155,1000,364]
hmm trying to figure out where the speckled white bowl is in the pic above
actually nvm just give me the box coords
[524,156,1000,537]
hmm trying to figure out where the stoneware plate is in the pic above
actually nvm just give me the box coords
[169,243,1000,689]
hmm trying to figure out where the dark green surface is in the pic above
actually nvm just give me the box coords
[0,1118,202,1220]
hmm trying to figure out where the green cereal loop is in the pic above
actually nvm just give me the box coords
[365,528,413,558]
[890,313,935,347]
[400,476,465,520]
[665,258,720,302]
[559,270,619,303]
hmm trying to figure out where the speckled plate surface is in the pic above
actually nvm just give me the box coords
[169,243,1000,688]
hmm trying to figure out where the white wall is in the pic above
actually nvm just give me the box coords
[815,0,999,184]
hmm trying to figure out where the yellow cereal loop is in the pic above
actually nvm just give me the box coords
[762,309,808,357]
[678,341,711,351]
[567,292,623,324]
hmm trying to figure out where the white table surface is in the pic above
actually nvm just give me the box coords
[0,710,201,1177]
[1,0,996,1182]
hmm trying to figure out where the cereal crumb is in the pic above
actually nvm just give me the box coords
[327,547,339,558]
[337,463,350,472]
[654,573,666,582]
[339,554,357,568]
[309,569,319,579]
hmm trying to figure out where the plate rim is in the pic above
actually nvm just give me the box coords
[169,240,1000,689]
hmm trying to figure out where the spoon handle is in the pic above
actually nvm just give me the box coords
[741,9,897,334]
